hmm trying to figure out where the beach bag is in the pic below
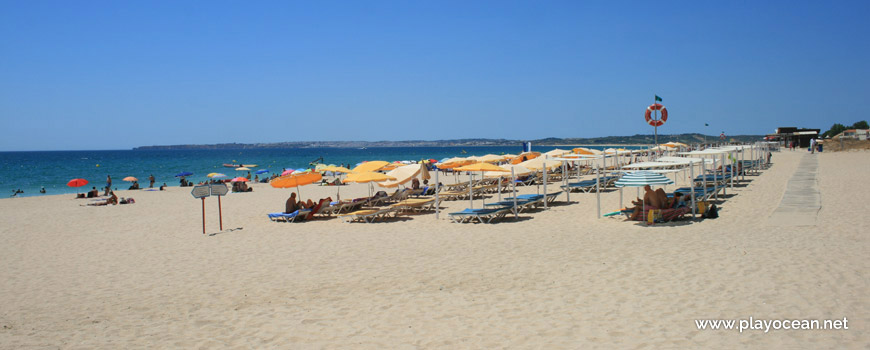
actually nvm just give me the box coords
[704,204,719,219]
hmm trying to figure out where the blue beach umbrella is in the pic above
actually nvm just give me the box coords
[175,171,193,177]
[255,169,269,174]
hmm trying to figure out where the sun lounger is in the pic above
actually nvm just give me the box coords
[483,198,539,212]
[562,180,598,193]
[267,209,312,222]
[390,198,436,213]
[338,207,397,223]
[621,206,691,222]
[448,207,513,223]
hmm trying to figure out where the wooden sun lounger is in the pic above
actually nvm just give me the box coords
[338,207,397,223]
[390,198,436,213]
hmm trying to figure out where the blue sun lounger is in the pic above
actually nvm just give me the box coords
[448,207,512,223]
[267,209,312,222]
[483,198,539,212]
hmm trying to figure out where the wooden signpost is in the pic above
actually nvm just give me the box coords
[192,183,229,234]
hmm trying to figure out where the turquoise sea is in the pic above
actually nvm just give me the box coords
[1,146,640,197]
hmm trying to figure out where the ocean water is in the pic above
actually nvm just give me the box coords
[1,146,639,197]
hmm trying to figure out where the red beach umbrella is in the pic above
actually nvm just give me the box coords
[231,177,248,182]
[281,169,294,176]
[67,178,88,187]
[67,178,88,195]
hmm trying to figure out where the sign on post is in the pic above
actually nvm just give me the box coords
[210,183,228,196]
[191,183,229,234]
[191,185,211,199]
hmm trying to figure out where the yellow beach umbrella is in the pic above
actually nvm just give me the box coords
[519,157,561,171]
[352,161,390,173]
[437,157,475,169]
[544,149,571,157]
[476,154,506,163]
[455,163,508,172]
[484,164,532,178]
[344,171,397,197]
[378,164,424,188]
[235,167,251,171]
[343,172,396,184]
[317,166,352,174]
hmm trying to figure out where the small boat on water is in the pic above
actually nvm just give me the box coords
[223,163,258,168]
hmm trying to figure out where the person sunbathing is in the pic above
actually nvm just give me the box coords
[627,185,669,220]
[88,192,118,206]
[285,193,299,213]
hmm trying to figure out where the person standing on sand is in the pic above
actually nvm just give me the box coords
[149,174,155,188]
[106,175,112,189]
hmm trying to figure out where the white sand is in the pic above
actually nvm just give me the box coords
[0,150,866,348]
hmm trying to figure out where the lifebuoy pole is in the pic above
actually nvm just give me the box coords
[653,95,658,147]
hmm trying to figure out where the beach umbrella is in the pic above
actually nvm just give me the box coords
[343,172,396,184]
[235,167,251,171]
[207,173,227,178]
[614,171,674,187]
[476,154,506,163]
[281,169,295,176]
[255,169,269,174]
[573,147,601,155]
[123,176,138,182]
[67,178,88,195]
[544,149,571,157]
[316,165,354,199]
[270,172,322,199]
[231,177,248,182]
[175,172,193,177]
[614,171,675,222]
[378,164,424,188]
[317,166,352,174]
[484,164,531,178]
[511,151,541,164]
[352,161,390,173]
[344,171,397,197]
[518,157,561,171]
[456,163,509,208]
[436,157,475,169]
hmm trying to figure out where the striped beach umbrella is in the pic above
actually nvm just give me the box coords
[614,171,674,187]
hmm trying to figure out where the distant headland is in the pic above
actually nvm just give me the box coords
[133,133,764,150]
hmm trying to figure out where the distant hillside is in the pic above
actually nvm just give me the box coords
[133,133,764,150]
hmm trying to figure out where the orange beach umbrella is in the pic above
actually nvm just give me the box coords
[123,176,138,182]
[270,172,322,198]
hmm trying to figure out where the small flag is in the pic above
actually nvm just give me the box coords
[654,95,663,102]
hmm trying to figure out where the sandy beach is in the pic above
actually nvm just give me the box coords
[0,150,866,349]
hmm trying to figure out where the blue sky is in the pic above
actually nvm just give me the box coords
[1,1,868,151]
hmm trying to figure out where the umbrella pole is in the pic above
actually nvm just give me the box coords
[563,161,569,202]
[480,171,485,206]
[468,172,473,209]
[596,163,601,219]
[497,175,502,202]
[435,169,440,220]
[543,156,548,209]
[690,161,697,218]
[512,168,518,219]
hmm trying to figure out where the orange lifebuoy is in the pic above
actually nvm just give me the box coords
[644,103,668,127]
